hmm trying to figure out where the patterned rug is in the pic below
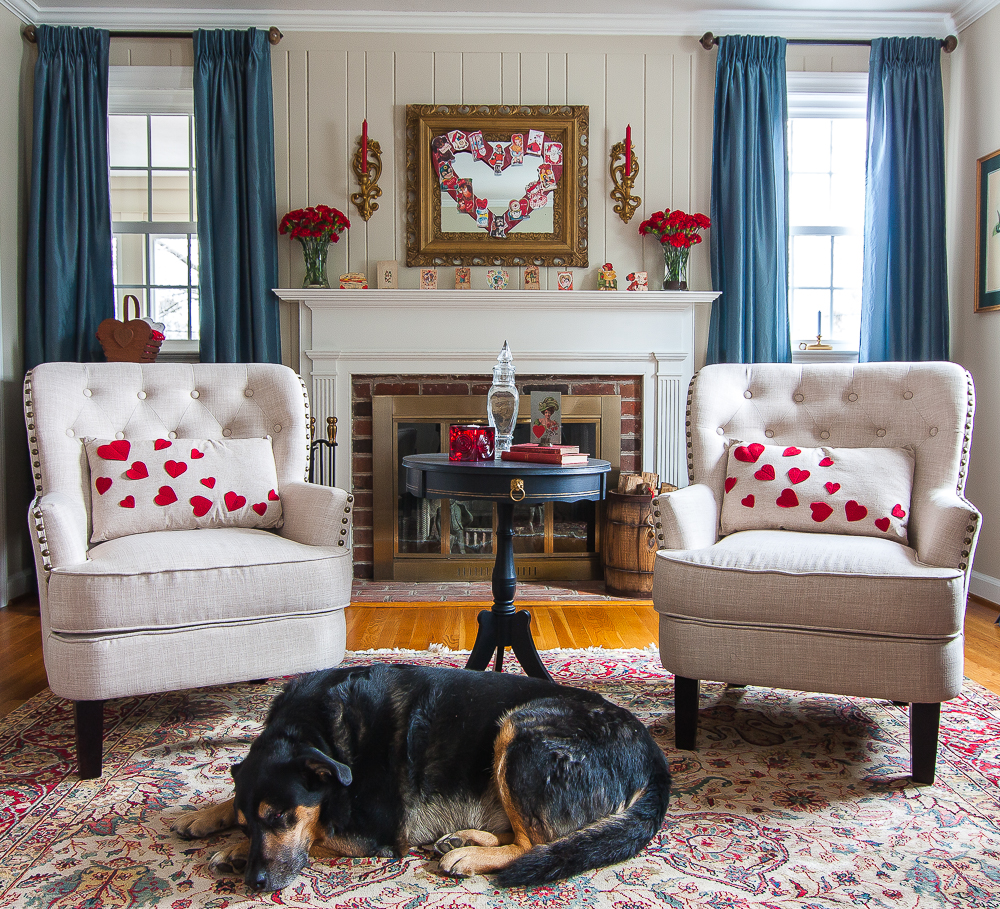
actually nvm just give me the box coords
[2,647,999,909]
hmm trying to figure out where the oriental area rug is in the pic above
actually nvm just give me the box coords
[2,646,999,909]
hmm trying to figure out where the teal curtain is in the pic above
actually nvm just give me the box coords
[193,29,280,364]
[707,35,790,365]
[861,37,948,362]
[25,26,113,370]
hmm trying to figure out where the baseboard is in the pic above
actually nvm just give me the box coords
[4,568,34,606]
[969,570,1000,608]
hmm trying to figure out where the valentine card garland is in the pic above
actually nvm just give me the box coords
[431,127,563,238]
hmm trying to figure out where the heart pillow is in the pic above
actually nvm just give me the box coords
[719,441,914,544]
[85,437,282,542]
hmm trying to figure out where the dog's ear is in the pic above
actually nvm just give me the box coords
[301,747,352,787]
[230,761,243,779]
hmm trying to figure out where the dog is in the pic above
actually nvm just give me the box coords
[171,663,671,892]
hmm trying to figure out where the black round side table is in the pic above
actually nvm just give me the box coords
[403,453,611,681]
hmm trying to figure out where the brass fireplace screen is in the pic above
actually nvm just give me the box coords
[373,395,621,581]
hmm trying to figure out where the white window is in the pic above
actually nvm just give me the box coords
[787,72,867,350]
[109,66,199,357]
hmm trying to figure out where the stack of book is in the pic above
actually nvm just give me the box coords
[500,443,589,465]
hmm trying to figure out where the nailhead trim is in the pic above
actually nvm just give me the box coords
[298,374,312,482]
[338,539,345,546]
[30,502,52,574]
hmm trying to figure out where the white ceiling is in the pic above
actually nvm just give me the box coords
[3,0,999,38]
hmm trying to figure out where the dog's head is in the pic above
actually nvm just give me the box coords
[231,738,352,892]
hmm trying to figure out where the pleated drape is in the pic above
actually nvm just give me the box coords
[25,26,113,370]
[193,29,280,364]
[860,37,949,362]
[707,35,791,365]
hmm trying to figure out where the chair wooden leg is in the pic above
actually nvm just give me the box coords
[74,700,105,779]
[910,702,941,785]
[675,676,700,750]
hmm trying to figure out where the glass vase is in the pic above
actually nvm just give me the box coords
[662,244,690,291]
[298,236,332,288]
[487,341,518,456]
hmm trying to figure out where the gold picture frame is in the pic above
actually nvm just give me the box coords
[975,146,1000,313]
[404,104,589,268]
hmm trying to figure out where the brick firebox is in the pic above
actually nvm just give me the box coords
[349,373,642,579]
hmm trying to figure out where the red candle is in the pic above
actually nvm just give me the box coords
[361,119,368,175]
[625,124,632,176]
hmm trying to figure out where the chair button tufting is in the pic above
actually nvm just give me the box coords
[903,391,913,400]
[223,429,233,437]
[929,427,938,436]
[717,427,725,436]
[115,431,125,440]
[876,429,886,438]
[820,431,830,440]
[744,390,752,399]
[245,389,254,397]
[168,431,178,439]
[66,429,75,437]
[191,390,200,399]
[794,393,804,403]
[765,430,774,438]
[83,388,92,397]
[273,424,282,433]
[848,393,858,402]
[137,391,146,399]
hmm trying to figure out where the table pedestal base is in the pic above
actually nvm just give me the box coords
[465,608,552,681]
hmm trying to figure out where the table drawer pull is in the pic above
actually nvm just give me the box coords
[510,478,526,501]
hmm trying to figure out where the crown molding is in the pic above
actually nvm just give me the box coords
[952,0,1000,31]
[1,4,961,39]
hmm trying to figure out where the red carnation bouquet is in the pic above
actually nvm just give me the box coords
[639,208,710,289]
[279,205,351,288]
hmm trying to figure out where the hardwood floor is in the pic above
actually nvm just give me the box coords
[2,594,998,719]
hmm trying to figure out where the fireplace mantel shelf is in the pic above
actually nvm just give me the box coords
[275,288,720,310]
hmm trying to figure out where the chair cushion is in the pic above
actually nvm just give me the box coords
[46,527,352,634]
[85,437,283,542]
[719,443,914,543]
[653,529,964,638]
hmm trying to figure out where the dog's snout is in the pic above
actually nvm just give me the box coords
[247,868,269,891]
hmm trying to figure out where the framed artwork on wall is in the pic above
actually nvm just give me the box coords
[404,104,589,268]
[975,147,1000,313]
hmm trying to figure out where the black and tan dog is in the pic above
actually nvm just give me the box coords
[171,663,671,892]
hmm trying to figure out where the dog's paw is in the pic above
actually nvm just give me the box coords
[433,833,466,856]
[171,799,235,840]
[437,846,478,878]
[208,842,249,875]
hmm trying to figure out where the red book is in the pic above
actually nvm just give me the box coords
[501,449,589,465]
[509,442,580,454]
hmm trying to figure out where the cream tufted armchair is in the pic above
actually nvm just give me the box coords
[652,363,980,784]
[24,363,354,778]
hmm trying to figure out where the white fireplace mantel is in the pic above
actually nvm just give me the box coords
[275,288,720,488]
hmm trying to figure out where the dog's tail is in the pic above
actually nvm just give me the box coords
[493,759,671,888]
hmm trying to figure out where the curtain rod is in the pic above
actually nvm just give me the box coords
[699,31,957,53]
[22,24,283,44]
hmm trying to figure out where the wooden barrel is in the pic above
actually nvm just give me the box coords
[601,490,657,597]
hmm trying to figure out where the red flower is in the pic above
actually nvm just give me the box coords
[279,205,351,242]
[639,207,710,247]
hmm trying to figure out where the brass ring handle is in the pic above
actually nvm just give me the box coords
[510,478,526,501]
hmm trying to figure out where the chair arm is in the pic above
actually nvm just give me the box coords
[278,481,352,548]
[912,487,981,571]
[29,493,90,572]
[651,483,720,550]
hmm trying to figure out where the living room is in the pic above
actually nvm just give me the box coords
[1,1,1000,907]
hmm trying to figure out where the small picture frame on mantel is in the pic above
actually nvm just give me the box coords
[377,260,398,289]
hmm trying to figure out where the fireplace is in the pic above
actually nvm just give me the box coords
[275,288,720,579]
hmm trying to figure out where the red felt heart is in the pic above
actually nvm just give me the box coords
[95,477,112,495]
[741,494,755,508]
[201,477,216,489]
[819,457,835,467]
[875,517,891,532]
[532,424,545,438]
[225,491,246,512]
[776,488,799,508]
[154,485,178,506]
[787,468,810,485]
[164,460,187,479]
[190,448,205,459]
[845,500,868,522]
[190,495,212,518]
[154,439,172,451]
[892,504,906,519]
[252,502,267,517]
[782,447,801,457]
[754,464,775,481]
[125,461,148,480]
[825,482,841,495]
[810,502,833,522]
[119,495,135,509]
[268,489,280,502]
[734,443,765,463]
[725,477,738,493]
[97,439,131,461]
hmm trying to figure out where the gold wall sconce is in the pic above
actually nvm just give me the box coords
[610,124,640,223]
[351,119,382,221]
